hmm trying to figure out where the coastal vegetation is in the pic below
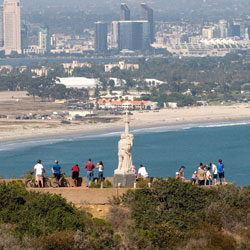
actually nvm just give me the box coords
[1,54,250,107]
[0,179,249,249]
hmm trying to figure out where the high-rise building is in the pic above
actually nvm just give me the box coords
[141,3,154,43]
[118,20,150,51]
[202,27,214,39]
[219,20,228,38]
[0,7,4,47]
[3,0,21,55]
[95,22,108,52]
[38,25,49,52]
[120,3,130,21]
[111,21,119,49]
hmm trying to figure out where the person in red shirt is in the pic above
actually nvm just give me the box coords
[71,164,80,187]
[84,159,95,187]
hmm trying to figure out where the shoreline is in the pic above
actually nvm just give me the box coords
[1,104,250,143]
[1,116,250,145]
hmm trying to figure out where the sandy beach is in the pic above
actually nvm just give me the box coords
[1,104,250,142]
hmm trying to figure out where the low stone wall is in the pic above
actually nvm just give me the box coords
[31,187,130,205]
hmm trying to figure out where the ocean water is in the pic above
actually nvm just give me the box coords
[0,120,250,186]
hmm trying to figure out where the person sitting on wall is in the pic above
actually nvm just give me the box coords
[137,164,149,179]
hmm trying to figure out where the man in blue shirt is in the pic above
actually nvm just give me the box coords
[51,160,62,181]
[217,159,226,185]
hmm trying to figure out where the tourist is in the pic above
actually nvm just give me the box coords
[210,162,218,185]
[137,164,149,178]
[206,167,212,185]
[197,165,205,185]
[179,166,185,181]
[175,172,180,180]
[84,158,95,187]
[32,160,46,188]
[217,159,226,185]
[51,160,62,182]
[71,164,80,187]
[198,162,203,170]
[96,161,104,182]
[203,164,208,185]
[132,165,137,176]
[191,171,197,185]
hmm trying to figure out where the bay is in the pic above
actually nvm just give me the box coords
[0,121,250,186]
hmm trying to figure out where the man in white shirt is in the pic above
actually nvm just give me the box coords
[137,164,149,178]
[32,160,46,188]
[210,162,217,185]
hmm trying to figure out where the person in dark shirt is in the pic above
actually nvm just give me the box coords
[84,158,95,187]
[217,159,226,185]
[72,164,80,187]
[51,160,61,181]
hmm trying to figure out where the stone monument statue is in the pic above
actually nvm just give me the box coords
[114,111,136,187]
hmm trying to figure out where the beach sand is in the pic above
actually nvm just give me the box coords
[1,104,250,142]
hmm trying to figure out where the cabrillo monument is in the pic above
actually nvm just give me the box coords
[114,111,136,187]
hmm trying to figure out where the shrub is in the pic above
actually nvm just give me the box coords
[89,180,113,188]
[39,231,75,250]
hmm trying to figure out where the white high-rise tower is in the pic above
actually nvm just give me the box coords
[3,0,21,55]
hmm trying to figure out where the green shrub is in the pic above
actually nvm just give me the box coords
[136,178,150,188]
[89,180,113,188]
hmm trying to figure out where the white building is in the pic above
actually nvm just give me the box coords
[95,99,158,110]
[3,0,21,55]
[57,77,100,89]
[105,61,139,72]
[62,61,92,75]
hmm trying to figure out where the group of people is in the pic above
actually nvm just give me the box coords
[32,158,104,188]
[32,159,149,188]
[176,159,226,185]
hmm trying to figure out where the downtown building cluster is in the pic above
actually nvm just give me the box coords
[0,0,49,56]
[95,3,154,53]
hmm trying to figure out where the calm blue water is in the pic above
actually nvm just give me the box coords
[0,121,250,186]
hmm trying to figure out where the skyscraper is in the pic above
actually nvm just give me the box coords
[118,21,150,51]
[3,0,21,55]
[38,25,49,52]
[141,3,154,43]
[95,22,108,52]
[219,20,228,38]
[120,3,130,21]
[0,7,4,47]
[111,21,119,49]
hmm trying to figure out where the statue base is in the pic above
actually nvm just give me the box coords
[113,173,136,188]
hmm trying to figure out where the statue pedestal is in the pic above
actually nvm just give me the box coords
[113,173,136,188]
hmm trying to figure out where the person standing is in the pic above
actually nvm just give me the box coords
[179,166,185,181]
[71,164,80,187]
[210,162,218,185]
[206,167,212,185]
[191,171,197,185]
[84,159,95,187]
[51,160,62,182]
[197,165,205,185]
[32,160,46,188]
[96,161,104,182]
[217,159,226,185]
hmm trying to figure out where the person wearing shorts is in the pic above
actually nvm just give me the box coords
[72,164,80,187]
[51,160,62,181]
[210,163,218,185]
[217,159,226,185]
[32,160,46,188]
